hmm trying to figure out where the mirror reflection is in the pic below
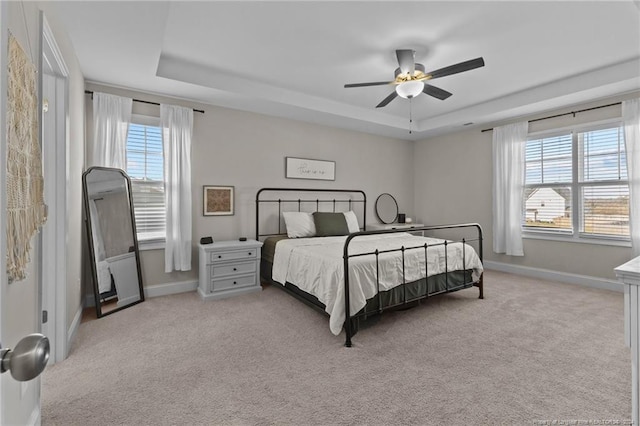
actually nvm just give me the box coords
[375,193,399,224]
[83,167,144,317]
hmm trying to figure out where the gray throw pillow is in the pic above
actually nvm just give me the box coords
[313,212,350,237]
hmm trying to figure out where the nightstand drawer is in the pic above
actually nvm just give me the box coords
[211,261,256,278]
[212,274,256,291]
[210,249,257,263]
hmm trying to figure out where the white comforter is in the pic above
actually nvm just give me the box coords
[272,232,483,335]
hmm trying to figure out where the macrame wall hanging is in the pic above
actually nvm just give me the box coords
[6,33,47,281]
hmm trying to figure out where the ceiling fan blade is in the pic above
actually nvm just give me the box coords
[396,49,415,75]
[426,57,485,80]
[344,81,394,88]
[376,91,398,108]
[423,84,453,100]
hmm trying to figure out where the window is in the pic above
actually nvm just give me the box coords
[523,123,629,241]
[126,121,165,243]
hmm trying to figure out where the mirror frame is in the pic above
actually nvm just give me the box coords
[374,193,399,224]
[82,166,145,318]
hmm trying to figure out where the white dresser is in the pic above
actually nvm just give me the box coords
[367,223,425,236]
[615,256,640,425]
[198,239,263,301]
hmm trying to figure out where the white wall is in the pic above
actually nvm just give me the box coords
[414,94,639,281]
[85,83,414,287]
[85,84,639,290]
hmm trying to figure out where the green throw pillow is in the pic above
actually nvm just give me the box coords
[313,212,350,237]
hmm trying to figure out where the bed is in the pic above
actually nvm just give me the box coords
[256,188,484,347]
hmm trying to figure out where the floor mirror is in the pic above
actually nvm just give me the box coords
[82,166,145,317]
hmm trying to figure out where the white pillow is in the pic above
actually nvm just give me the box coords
[283,212,316,238]
[343,211,360,233]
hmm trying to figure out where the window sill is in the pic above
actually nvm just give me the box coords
[137,238,166,251]
[522,231,631,248]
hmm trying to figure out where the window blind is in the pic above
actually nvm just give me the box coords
[523,125,629,239]
[524,134,573,232]
[126,123,165,241]
[525,133,573,184]
[579,127,629,237]
[580,127,627,182]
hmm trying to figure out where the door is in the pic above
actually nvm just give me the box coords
[0,3,47,424]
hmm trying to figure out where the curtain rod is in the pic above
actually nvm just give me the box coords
[480,102,621,133]
[84,90,205,114]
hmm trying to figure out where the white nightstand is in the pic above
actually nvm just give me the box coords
[198,239,263,301]
[367,223,425,236]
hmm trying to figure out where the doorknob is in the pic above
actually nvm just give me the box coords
[0,333,50,381]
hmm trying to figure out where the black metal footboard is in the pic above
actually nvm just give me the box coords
[343,223,484,347]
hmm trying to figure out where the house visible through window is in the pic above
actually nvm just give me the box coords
[523,123,629,240]
[126,122,165,242]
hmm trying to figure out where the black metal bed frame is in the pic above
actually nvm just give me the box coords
[255,187,367,238]
[256,188,483,347]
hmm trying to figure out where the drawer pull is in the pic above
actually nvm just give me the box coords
[233,268,237,271]
[248,252,252,256]
[218,255,222,259]
[233,281,237,285]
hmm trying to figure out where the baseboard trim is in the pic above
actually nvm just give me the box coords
[85,280,198,307]
[66,305,82,356]
[143,280,198,299]
[483,260,623,292]
[84,294,93,308]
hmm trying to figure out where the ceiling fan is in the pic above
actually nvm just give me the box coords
[344,50,485,108]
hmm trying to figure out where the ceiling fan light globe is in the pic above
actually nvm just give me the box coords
[396,81,424,99]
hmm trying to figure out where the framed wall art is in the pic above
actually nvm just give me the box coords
[285,157,335,181]
[203,185,234,216]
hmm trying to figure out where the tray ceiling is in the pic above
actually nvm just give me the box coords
[44,1,640,140]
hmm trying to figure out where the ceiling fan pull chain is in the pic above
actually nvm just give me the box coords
[409,98,413,134]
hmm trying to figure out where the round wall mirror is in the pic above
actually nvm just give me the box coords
[375,193,399,224]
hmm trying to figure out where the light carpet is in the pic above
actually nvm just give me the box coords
[41,270,631,425]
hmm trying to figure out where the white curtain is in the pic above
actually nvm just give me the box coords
[623,98,640,257]
[91,92,132,168]
[492,121,529,256]
[161,104,193,272]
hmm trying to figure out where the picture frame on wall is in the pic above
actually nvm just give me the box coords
[285,157,336,181]
[203,185,234,216]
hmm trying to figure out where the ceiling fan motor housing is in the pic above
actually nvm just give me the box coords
[394,63,426,80]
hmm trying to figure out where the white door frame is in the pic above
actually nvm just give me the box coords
[0,1,8,422]
[40,13,69,364]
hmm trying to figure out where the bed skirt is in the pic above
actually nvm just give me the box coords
[260,258,474,320]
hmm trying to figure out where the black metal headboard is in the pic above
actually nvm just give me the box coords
[255,188,367,240]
